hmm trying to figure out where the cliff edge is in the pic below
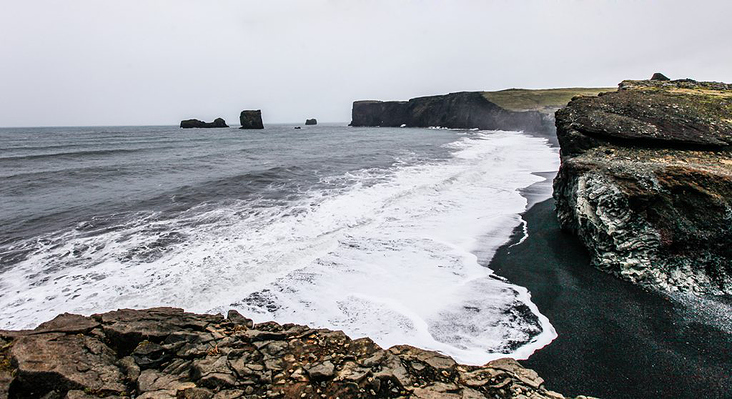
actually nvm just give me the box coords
[0,308,585,399]
[553,77,732,294]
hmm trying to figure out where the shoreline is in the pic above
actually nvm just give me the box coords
[488,198,732,398]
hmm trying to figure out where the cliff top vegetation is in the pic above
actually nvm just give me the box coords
[483,88,614,114]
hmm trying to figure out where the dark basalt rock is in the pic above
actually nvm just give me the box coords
[180,118,228,129]
[350,92,553,134]
[0,308,579,399]
[305,118,317,125]
[553,77,732,294]
[351,92,554,132]
[651,72,670,81]
[240,110,264,129]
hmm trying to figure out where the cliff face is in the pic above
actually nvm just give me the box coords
[0,308,580,399]
[553,78,732,294]
[351,92,552,133]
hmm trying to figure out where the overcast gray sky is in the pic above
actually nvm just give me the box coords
[1,0,731,127]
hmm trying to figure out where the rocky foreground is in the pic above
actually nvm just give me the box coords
[0,308,588,399]
[553,76,732,294]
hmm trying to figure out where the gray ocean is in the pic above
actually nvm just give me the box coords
[0,123,560,364]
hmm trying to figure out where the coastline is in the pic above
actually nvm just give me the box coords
[488,197,732,398]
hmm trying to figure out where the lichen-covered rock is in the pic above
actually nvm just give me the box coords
[240,110,264,129]
[553,77,732,294]
[0,308,586,399]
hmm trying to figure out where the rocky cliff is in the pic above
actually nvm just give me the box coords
[240,110,264,130]
[0,308,587,399]
[350,89,611,134]
[181,118,228,129]
[351,92,551,133]
[553,77,732,294]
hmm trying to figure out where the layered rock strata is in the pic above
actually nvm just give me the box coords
[240,110,264,130]
[350,92,552,133]
[181,118,228,128]
[0,308,586,399]
[553,77,732,294]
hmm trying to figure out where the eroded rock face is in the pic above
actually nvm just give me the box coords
[305,119,317,125]
[240,110,264,130]
[181,118,228,128]
[350,92,552,134]
[553,77,732,294]
[0,308,583,399]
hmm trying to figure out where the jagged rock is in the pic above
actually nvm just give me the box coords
[651,72,670,81]
[239,110,264,129]
[226,310,253,328]
[10,332,126,397]
[34,313,100,334]
[0,308,585,399]
[554,77,732,294]
[132,341,170,369]
[180,118,228,129]
[305,118,317,125]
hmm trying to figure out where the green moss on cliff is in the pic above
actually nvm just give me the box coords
[483,88,614,114]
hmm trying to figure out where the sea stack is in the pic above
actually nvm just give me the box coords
[305,118,317,125]
[553,77,732,295]
[180,118,228,128]
[240,110,264,129]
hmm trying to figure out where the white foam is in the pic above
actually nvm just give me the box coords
[0,131,560,364]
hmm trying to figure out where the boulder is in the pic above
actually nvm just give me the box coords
[239,110,264,129]
[180,118,228,129]
[553,77,732,294]
[650,72,670,81]
[305,118,317,125]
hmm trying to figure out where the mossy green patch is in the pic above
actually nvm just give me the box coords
[483,87,614,113]
[0,340,13,373]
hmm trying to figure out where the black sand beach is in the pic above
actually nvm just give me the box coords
[489,198,732,399]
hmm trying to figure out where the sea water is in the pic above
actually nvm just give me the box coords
[0,124,559,364]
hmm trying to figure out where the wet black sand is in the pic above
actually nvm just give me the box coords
[489,198,732,399]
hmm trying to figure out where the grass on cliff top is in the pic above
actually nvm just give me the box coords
[483,87,615,113]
